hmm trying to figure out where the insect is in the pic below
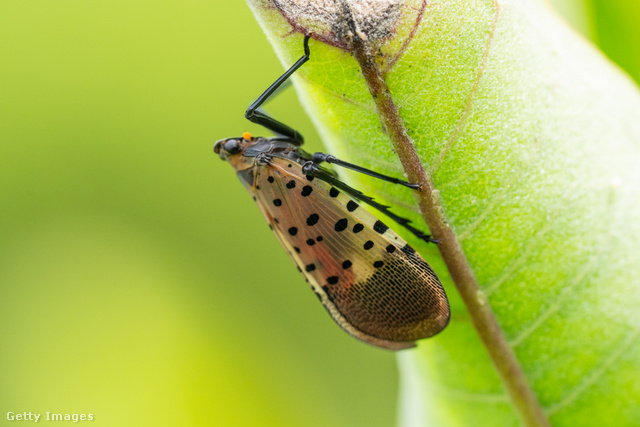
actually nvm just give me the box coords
[214,33,450,350]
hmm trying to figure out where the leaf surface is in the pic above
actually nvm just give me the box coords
[246,0,640,425]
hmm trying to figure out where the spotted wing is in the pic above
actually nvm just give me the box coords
[251,157,450,350]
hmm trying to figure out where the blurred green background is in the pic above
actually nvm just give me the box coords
[0,1,638,426]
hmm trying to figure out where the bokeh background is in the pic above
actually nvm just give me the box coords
[0,1,638,426]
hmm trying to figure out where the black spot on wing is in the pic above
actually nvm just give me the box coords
[346,201,359,212]
[334,218,348,232]
[307,213,319,226]
[342,260,352,269]
[327,276,339,285]
[286,180,296,189]
[306,174,315,181]
[373,220,389,234]
[373,261,384,268]
[329,187,340,198]
[305,263,316,272]
[306,239,315,246]
[364,240,374,250]
[316,236,323,242]
[386,244,396,253]
[267,176,274,183]
[288,227,298,236]
[273,199,282,206]
[353,223,364,233]
[301,186,313,197]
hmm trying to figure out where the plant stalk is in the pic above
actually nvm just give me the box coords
[350,33,551,427]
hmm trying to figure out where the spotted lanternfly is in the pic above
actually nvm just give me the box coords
[214,33,450,350]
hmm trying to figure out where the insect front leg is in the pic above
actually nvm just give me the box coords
[301,161,438,244]
[244,33,312,146]
[311,152,422,190]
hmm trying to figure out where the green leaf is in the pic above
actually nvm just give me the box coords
[246,0,640,425]
[590,0,640,85]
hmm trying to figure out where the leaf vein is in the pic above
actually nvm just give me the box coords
[382,0,428,75]
[304,76,376,113]
[483,182,579,295]
[545,329,640,417]
[509,191,616,347]
[456,137,541,242]
[429,0,500,175]
[507,259,594,348]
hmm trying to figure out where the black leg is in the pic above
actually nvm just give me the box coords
[312,152,421,189]
[302,161,438,244]
[245,33,311,146]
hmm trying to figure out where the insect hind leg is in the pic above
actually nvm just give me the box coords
[302,161,439,244]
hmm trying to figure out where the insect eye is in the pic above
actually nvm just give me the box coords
[224,139,241,155]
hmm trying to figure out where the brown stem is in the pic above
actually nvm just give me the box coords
[350,34,551,427]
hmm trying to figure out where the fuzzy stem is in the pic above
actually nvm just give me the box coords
[350,35,551,427]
